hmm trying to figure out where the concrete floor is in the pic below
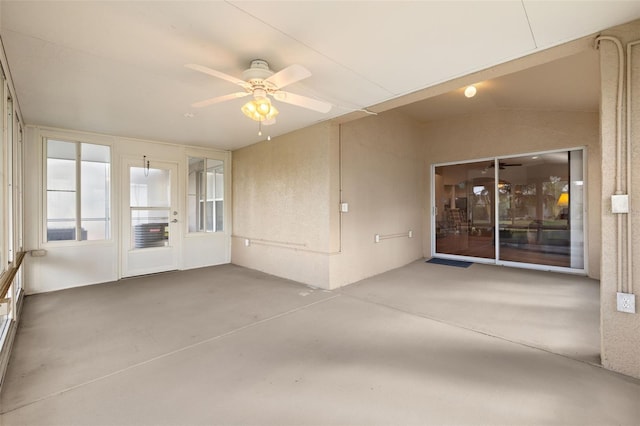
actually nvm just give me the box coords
[1,261,639,425]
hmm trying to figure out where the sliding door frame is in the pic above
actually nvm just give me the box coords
[431,147,588,275]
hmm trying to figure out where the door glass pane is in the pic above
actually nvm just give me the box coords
[130,167,170,208]
[569,151,585,269]
[435,161,495,259]
[497,151,583,268]
[130,166,171,250]
[131,210,169,248]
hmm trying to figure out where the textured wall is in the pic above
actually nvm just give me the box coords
[330,110,425,288]
[598,21,640,379]
[231,122,338,288]
[422,109,601,279]
[231,111,425,289]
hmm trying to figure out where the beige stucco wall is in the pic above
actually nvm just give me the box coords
[232,110,424,289]
[422,110,601,279]
[598,21,640,379]
[330,110,425,288]
[231,122,339,288]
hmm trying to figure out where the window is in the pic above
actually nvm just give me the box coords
[187,157,224,233]
[45,139,111,242]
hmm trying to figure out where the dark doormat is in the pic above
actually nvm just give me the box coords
[426,258,473,268]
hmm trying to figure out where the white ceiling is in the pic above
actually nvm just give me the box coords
[1,1,638,150]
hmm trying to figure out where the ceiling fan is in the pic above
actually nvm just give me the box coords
[488,161,523,170]
[185,59,332,124]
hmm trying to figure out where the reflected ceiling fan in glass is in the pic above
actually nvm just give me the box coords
[488,161,523,170]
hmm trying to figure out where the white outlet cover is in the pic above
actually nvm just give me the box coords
[611,194,629,213]
[616,292,636,314]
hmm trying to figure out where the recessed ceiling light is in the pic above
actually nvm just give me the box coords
[464,85,477,98]
[532,156,539,159]
[183,112,194,118]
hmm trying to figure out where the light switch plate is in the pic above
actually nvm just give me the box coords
[340,202,349,213]
[617,292,636,313]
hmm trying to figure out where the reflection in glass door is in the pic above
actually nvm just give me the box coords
[434,161,496,260]
[497,151,584,269]
[433,150,585,271]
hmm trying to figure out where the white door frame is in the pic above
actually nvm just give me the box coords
[120,157,181,278]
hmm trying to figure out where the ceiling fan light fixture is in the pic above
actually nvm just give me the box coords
[241,97,279,122]
[256,98,272,115]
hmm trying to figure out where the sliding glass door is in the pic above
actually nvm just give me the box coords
[433,149,585,272]
[434,160,496,260]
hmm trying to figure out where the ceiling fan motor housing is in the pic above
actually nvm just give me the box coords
[242,59,275,87]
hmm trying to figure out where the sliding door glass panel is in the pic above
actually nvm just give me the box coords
[497,151,583,269]
[569,150,585,269]
[435,161,495,259]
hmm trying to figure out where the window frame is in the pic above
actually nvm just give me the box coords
[184,148,231,238]
[42,137,112,245]
[187,156,225,234]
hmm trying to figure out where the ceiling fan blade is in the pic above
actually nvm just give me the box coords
[185,64,249,88]
[191,92,250,108]
[266,64,311,89]
[272,91,332,113]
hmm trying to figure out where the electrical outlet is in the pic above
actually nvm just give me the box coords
[616,292,636,314]
[374,234,380,243]
[244,239,250,247]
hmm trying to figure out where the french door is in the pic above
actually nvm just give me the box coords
[121,159,180,277]
[432,149,585,272]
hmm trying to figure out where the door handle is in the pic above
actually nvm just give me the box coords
[171,219,178,223]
